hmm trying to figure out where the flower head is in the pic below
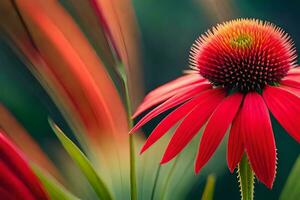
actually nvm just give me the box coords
[131,19,300,188]
[190,19,296,92]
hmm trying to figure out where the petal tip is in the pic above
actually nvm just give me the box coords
[263,178,274,190]
[194,165,202,174]
[160,156,170,164]
[228,165,235,173]
[139,145,147,155]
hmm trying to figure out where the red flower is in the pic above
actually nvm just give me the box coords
[0,130,49,200]
[131,19,300,188]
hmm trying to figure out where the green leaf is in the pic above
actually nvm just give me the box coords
[32,164,80,200]
[49,119,113,200]
[280,155,300,200]
[238,155,254,200]
[201,174,216,200]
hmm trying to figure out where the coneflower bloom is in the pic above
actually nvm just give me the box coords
[131,19,300,188]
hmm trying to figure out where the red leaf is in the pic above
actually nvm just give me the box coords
[0,131,49,199]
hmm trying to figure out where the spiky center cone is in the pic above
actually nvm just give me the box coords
[190,19,297,92]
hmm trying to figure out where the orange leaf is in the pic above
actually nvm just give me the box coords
[15,0,129,139]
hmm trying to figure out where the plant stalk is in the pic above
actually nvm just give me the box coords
[121,65,137,200]
[238,154,255,200]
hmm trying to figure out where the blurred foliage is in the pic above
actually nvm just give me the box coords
[280,156,300,200]
[201,175,216,200]
[32,164,79,200]
[49,120,113,200]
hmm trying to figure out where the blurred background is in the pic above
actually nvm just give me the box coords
[1,0,300,199]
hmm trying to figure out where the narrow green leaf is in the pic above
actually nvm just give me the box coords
[32,164,80,200]
[201,174,216,200]
[280,155,300,200]
[49,119,113,200]
[238,155,254,200]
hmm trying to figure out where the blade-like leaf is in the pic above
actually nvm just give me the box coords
[32,164,80,200]
[280,155,300,200]
[49,119,113,200]
[201,175,216,200]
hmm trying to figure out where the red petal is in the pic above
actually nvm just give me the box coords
[143,74,204,100]
[160,89,226,164]
[227,109,244,172]
[286,66,300,76]
[133,75,206,118]
[130,83,211,133]
[0,132,49,199]
[280,78,300,88]
[195,93,243,173]
[263,86,300,142]
[241,92,276,189]
[141,88,218,153]
[0,187,13,200]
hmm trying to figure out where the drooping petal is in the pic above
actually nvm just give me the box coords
[0,131,49,199]
[160,89,226,164]
[227,109,245,172]
[263,86,300,142]
[241,92,276,189]
[140,87,216,153]
[130,83,211,133]
[133,82,206,119]
[133,74,205,118]
[140,99,198,153]
[142,74,205,101]
[195,93,243,173]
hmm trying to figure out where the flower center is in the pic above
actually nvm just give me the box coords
[190,19,297,92]
[230,34,252,48]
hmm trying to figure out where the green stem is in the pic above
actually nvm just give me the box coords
[160,156,179,200]
[129,134,137,200]
[121,65,137,200]
[151,165,161,200]
[238,155,255,200]
[201,174,216,200]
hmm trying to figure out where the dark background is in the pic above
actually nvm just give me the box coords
[1,0,300,199]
